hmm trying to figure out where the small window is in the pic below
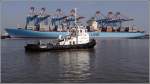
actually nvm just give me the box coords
[73,41,75,45]
[70,41,71,45]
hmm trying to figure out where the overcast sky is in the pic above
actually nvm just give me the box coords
[1,0,149,33]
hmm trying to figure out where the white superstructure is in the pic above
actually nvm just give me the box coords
[59,26,89,45]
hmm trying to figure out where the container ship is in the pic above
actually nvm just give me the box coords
[5,7,145,38]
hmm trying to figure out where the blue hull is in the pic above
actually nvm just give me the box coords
[5,28,145,38]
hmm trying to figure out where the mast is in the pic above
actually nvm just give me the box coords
[74,8,77,25]
[74,8,78,44]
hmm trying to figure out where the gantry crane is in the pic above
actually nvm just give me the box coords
[94,11,134,29]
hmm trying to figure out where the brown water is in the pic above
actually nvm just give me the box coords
[1,38,149,83]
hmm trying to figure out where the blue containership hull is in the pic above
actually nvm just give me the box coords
[5,28,145,38]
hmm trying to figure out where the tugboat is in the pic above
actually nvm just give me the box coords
[25,8,96,51]
[25,27,96,51]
